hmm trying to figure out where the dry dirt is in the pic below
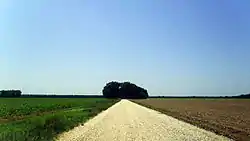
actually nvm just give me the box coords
[56,100,230,141]
[133,99,250,141]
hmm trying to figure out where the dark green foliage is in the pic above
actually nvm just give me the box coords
[102,81,121,98]
[102,81,148,99]
[0,90,22,97]
[237,93,250,98]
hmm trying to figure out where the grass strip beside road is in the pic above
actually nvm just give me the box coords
[0,98,118,141]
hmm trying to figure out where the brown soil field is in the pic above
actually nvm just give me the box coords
[132,99,250,141]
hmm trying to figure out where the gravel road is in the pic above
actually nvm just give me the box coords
[56,100,231,141]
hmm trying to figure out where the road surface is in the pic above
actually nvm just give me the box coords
[56,100,231,141]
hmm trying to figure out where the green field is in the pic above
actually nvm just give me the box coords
[0,98,118,141]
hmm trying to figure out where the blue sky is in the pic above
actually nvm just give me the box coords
[1,0,250,96]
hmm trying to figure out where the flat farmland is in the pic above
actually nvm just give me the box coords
[132,99,250,141]
[0,98,118,141]
[0,98,115,120]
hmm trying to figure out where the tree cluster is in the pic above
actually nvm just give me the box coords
[102,81,148,99]
[237,93,250,98]
[0,90,22,97]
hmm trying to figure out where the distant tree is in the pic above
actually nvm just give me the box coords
[102,81,148,99]
[0,90,22,97]
[102,81,121,98]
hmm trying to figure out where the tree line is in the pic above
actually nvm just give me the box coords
[102,81,148,99]
[0,90,22,97]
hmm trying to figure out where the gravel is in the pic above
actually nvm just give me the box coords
[56,99,232,141]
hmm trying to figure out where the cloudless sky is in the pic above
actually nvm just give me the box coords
[1,0,250,96]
